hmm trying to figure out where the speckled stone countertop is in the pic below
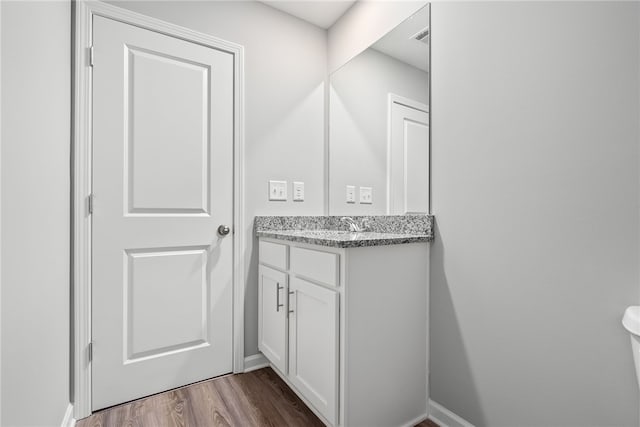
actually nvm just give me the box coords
[255,215,434,248]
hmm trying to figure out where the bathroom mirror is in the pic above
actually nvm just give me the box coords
[329,4,430,216]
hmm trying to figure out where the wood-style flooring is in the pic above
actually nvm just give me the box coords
[77,367,439,427]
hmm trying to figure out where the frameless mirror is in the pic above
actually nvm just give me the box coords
[329,4,430,216]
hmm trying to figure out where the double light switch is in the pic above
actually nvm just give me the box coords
[269,180,287,201]
[346,185,372,204]
[269,180,305,201]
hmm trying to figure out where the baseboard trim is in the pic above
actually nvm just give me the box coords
[402,412,429,427]
[244,353,269,373]
[61,404,76,427]
[429,400,474,427]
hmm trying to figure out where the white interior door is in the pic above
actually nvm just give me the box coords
[92,16,234,410]
[389,99,429,215]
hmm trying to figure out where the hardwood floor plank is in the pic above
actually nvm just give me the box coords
[254,368,324,427]
[78,411,105,427]
[183,382,232,427]
[77,367,431,427]
[416,419,440,427]
[242,367,317,427]
[214,375,262,426]
[164,389,189,427]
[227,373,284,427]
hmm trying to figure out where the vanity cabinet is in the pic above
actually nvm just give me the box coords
[258,264,288,374]
[288,276,339,423]
[258,240,339,423]
[258,237,428,427]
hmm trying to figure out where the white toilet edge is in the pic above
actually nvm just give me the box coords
[622,306,640,336]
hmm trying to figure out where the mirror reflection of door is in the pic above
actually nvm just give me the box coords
[329,4,430,216]
[388,96,429,215]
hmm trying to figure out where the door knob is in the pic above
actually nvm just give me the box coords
[217,225,230,236]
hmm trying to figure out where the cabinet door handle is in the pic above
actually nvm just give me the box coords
[288,290,295,314]
[276,283,284,312]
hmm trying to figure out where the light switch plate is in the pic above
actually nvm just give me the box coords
[293,181,304,201]
[346,185,356,203]
[360,186,372,204]
[269,180,287,201]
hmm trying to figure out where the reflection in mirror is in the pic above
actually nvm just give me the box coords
[329,4,429,216]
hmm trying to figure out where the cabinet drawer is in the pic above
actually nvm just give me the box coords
[259,240,288,270]
[290,246,339,287]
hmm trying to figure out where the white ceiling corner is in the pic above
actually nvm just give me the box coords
[260,0,357,29]
[371,4,429,72]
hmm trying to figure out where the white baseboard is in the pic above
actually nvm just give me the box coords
[429,400,474,427]
[61,404,76,427]
[402,412,429,427]
[244,353,269,373]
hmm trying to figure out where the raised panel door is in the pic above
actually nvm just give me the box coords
[92,16,234,410]
[390,101,429,215]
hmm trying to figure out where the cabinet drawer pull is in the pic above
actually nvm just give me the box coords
[276,283,284,312]
[288,290,294,314]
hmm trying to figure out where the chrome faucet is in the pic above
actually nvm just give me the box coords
[341,217,369,232]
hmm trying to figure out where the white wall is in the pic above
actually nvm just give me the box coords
[1,1,71,426]
[0,1,3,423]
[328,0,426,73]
[111,1,327,357]
[430,2,640,426]
[329,48,427,215]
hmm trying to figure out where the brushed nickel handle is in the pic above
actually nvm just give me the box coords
[217,225,230,236]
[288,290,294,314]
[276,283,284,312]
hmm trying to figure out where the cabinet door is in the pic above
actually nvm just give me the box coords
[289,277,339,425]
[258,265,288,374]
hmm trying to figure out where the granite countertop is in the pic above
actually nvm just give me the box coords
[255,215,434,248]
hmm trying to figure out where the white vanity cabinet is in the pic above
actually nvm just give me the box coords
[288,275,339,423]
[258,264,288,374]
[258,240,340,424]
[258,237,429,427]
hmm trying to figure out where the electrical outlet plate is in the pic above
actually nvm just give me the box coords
[360,186,372,204]
[346,185,356,203]
[293,181,304,201]
[269,180,287,201]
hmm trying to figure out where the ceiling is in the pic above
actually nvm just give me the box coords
[371,5,429,71]
[260,0,357,29]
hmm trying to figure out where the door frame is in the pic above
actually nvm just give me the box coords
[72,1,245,419]
[386,93,429,215]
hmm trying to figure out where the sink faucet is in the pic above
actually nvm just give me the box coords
[341,217,368,232]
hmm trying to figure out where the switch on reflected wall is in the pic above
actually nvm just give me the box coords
[293,181,304,201]
[360,187,372,204]
[346,185,356,203]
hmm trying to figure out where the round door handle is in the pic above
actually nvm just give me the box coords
[217,225,231,236]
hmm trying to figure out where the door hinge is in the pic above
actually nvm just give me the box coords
[89,46,94,67]
[88,342,93,362]
[88,193,94,215]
